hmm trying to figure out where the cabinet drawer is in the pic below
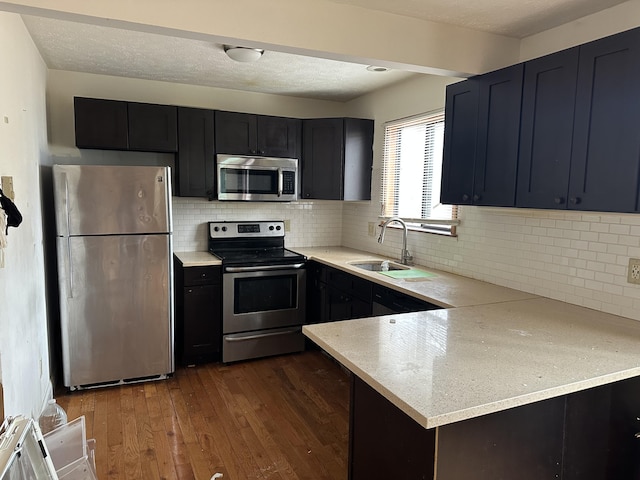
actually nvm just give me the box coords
[184,266,221,286]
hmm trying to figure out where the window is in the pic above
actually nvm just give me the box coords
[381,110,458,235]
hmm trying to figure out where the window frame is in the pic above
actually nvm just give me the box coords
[380,110,459,236]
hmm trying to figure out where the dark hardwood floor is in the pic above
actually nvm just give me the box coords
[55,351,350,480]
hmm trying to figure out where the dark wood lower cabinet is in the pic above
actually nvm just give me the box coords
[349,376,436,480]
[349,375,640,480]
[174,258,222,365]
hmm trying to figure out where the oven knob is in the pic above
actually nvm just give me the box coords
[214,226,219,232]
[269,225,274,231]
[222,226,227,232]
[276,225,281,231]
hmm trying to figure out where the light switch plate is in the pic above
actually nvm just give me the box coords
[1,176,15,200]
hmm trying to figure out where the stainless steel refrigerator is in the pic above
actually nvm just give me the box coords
[53,164,174,390]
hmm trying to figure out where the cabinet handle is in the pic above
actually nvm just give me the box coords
[462,194,470,201]
[554,197,565,205]
[569,197,581,205]
[201,273,206,277]
[473,194,481,202]
[250,149,257,155]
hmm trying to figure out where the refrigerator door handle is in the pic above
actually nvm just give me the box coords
[66,237,73,298]
[64,173,71,237]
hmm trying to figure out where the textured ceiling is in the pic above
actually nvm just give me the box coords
[21,15,416,103]
[21,0,629,102]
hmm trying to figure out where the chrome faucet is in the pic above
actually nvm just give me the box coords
[378,217,413,265]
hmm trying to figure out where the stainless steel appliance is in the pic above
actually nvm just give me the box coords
[208,221,306,362]
[53,164,174,390]
[216,154,298,201]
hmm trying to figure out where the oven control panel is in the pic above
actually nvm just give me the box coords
[208,221,285,239]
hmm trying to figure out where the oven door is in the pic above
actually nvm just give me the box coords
[223,265,306,334]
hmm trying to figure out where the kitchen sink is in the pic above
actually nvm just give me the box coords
[348,260,410,272]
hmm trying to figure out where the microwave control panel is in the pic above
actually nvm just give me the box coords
[282,171,296,195]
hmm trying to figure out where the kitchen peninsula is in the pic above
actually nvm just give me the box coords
[300,248,640,479]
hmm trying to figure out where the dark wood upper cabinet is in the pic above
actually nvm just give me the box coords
[257,115,301,158]
[568,28,640,213]
[74,97,128,150]
[441,80,478,205]
[74,97,177,153]
[127,102,177,152]
[215,110,301,158]
[516,48,579,209]
[445,25,640,214]
[442,64,523,207]
[301,118,373,201]
[176,107,215,198]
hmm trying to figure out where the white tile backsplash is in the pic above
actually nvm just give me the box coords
[172,197,343,251]
[342,202,640,322]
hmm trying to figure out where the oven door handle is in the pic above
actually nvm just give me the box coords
[225,328,301,342]
[225,263,305,273]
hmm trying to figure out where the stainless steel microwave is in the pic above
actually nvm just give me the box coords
[216,154,298,201]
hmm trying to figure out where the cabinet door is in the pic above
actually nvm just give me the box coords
[516,48,579,209]
[325,286,372,322]
[215,111,257,155]
[74,97,128,150]
[176,107,215,197]
[182,284,221,364]
[257,115,301,158]
[607,377,640,478]
[473,64,523,206]
[128,103,178,152]
[343,118,374,201]
[568,28,640,213]
[302,119,344,200]
[441,79,478,205]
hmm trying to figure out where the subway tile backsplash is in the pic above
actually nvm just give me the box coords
[342,203,640,322]
[172,197,343,252]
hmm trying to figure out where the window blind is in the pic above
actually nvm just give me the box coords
[381,110,457,232]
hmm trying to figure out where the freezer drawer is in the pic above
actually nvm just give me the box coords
[57,234,174,388]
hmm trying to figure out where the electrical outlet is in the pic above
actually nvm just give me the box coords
[628,258,640,284]
[368,222,375,236]
[284,219,291,232]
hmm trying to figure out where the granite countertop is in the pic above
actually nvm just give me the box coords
[304,298,640,429]
[296,246,640,429]
[174,251,221,267]
[293,246,536,307]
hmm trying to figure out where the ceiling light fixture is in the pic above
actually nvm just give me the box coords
[224,45,264,63]
[366,65,389,72]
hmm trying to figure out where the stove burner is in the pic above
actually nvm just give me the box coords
[208,221,305,267]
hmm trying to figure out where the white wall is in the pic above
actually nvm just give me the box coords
[0,12,51,418]
[520,0,640,61]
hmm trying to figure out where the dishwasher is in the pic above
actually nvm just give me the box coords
[371,284,441,316]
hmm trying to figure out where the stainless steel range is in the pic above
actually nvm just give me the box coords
[208,221,306,363]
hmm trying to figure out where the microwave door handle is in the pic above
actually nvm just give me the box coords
[278,168,283,197]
